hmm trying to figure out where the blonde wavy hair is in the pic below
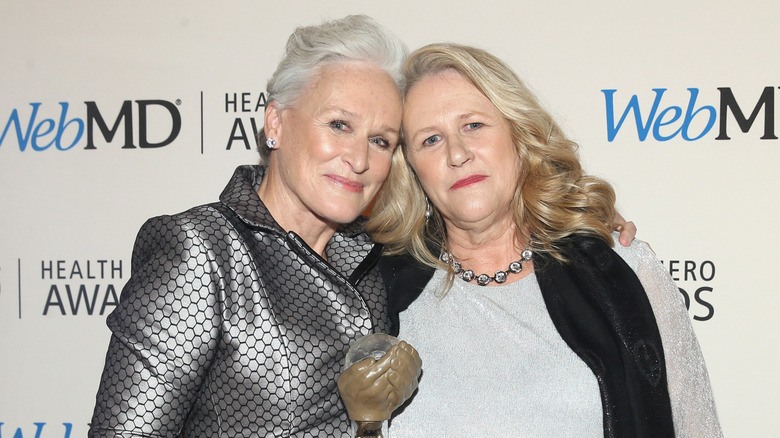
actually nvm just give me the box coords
[367,43,616,271]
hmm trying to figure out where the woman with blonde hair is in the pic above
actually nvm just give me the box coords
[368,43,722,437]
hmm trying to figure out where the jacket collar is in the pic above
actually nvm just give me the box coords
[219,165,283,232]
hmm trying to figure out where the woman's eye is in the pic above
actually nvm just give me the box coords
[466,122,483,130]
[370,136,391,149]
[330,120,350,131]
[422,135,440,146]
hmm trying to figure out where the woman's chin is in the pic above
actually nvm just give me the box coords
[445,205,509,227]
[312,204,366,226]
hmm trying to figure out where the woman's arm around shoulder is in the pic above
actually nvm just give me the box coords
[617,239,723,438]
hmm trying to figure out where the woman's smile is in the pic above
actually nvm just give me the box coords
[326,174,365,193]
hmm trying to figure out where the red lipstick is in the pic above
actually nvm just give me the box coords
[450,175,487,190]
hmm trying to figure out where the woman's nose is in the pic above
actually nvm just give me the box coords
[344,140,370,173]
[447,137,473,167]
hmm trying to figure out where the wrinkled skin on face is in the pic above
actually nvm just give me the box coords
[338,341,423,422]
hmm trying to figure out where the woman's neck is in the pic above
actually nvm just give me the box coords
[256,170,337,257]
[444,215,533,284]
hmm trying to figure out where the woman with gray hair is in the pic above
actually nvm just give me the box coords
[88,15,421,437]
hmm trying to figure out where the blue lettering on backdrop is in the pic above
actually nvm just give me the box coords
[602,87,778,142]
[603,88,716,142]
[0,422,72,438]
[0,103,82,151]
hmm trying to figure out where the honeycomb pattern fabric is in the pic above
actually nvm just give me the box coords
[89,165,390,437]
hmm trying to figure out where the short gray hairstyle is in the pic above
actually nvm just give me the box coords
[257,15,407,163]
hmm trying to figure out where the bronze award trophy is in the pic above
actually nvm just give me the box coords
[341,333,410,438]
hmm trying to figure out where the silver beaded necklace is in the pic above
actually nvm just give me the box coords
[440,248,533,286]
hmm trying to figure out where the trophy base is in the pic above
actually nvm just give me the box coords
[355,421,383,437]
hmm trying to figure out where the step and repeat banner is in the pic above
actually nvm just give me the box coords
[1,1,777,436]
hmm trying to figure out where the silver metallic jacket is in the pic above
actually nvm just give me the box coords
[89,165,390,437]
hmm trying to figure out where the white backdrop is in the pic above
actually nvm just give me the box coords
[1,1,778,436]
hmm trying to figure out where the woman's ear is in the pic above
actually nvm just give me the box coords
[264,101,282,141]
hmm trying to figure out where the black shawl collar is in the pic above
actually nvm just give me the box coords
[380,235,674,437]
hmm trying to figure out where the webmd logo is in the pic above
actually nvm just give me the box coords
[0,422,73,437]
[0,100,182,151]
[603,87,778,141]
